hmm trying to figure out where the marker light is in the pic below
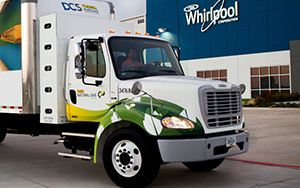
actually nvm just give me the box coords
[109,30,115,33]
[125,31,131,34]
[161,117,194,129]
[155,35,160,38]
[145,33,150,36]
[135,32,141,35]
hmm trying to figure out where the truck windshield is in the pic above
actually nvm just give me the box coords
[109,37,184,80]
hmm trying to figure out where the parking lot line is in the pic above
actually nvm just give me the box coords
[227,158,300,169]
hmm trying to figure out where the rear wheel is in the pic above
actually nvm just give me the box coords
[183,158,225,171]
[0,126,7,143]
[103,128,160,187]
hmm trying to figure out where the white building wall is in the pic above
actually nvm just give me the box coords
[181,50,291,99]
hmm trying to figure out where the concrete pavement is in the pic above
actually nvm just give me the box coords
[0,108,300,187]
[232,108,300,167]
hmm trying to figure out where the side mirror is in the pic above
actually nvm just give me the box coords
[131,81,142,95]
[75,67,85,79]
[239,84,246,95]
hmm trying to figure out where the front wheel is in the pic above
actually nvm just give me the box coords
[103,128,160,187]
[0,126,7,143]
[183,158,225,171]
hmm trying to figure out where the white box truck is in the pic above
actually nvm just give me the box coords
[0,0,249,187]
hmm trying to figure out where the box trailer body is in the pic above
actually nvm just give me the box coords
[0,0,249,187]
[0,0,115,114]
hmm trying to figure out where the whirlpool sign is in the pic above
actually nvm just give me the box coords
[184,0,239,32]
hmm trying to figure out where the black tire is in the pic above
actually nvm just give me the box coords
[183,158,225,171]
[0,126,7,144]
[103,128,160,187]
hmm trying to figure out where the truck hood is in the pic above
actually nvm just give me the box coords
[135,75,235,90]
[119,76,236,103]
[118,76,243,134]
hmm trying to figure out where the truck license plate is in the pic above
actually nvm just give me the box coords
[226,136,236,147]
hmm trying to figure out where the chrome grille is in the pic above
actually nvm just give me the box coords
[207,115,240,127]
[200,87,242,128]
[205,92,241,116]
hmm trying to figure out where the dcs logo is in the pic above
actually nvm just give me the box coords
[61,2,83,11]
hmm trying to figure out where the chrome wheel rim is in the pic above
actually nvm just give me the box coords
[111,140,142,177]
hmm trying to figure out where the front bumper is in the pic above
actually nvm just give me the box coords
[157,131,249,162]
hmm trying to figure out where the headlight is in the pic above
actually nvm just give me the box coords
[161,117,194,129]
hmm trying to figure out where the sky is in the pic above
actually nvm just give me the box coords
[109,0,146,20]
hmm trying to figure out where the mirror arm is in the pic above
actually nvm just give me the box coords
[95,80,103,86]
[98,36,104,43]
[130,81,163,106]
[172,46,181,61]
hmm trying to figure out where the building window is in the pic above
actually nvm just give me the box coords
[250,66,291,98]
[197,69,227,82]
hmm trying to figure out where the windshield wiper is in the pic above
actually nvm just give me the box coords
[159,69,182,74]
[121,69,155,76]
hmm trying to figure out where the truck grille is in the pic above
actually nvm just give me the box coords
[199,86,242,128]
[206,91,241,116]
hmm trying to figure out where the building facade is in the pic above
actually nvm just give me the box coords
[146,0,300,98]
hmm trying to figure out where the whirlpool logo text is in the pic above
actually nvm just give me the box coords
[184,0,239,32]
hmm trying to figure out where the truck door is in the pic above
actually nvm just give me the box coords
[66,38,111,122]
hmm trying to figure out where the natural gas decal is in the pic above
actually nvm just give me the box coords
[184,0,239,32]
[77,90,105,98]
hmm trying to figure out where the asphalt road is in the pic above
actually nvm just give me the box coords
[0,108,300,187]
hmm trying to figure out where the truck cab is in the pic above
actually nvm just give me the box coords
[63,33,249,187]
[65,34,184,122]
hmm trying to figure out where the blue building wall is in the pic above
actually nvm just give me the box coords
[147,0,300,61]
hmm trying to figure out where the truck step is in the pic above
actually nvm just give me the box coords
[61,132,95,138]
[58,152,93,160]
